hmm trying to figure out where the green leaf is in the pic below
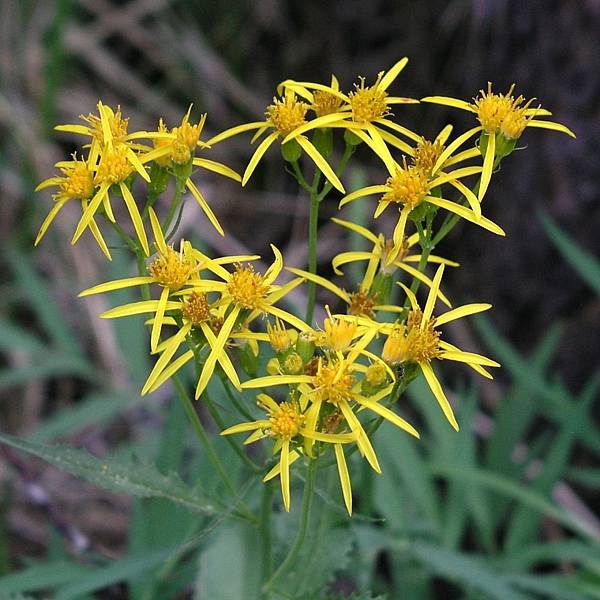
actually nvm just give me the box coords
[0,319,45,354]
[196,521,262,600]
[508,573,593,600]
[0,561,91,594]
[539,210,600,295]
[429,462,595,540]
[0,433,215,514]
[409,541,528,600]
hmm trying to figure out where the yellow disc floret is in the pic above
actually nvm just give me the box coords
[181,292,211,325]
[349,76,390,123]
[383,161,429,210]
[365,363,387,387]
[266,94,308,137]
[323,311,357,352]
[153,119,173,167]
[347,290,376,318]
[83,105,129,145]
[227,264,270,310]
[268,401,304,440]
[313,359,356,404]
[312,90,343,117]
[413,138,445,176]
[268,319,295,353]
[57,158,95,201]
[474,83,534,139]
[148,245,196,290]
[95,144,134,184]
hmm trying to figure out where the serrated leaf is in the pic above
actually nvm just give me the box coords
[0,433,215,514]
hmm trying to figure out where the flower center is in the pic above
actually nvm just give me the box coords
[474,84,533,138]
[382,309,441,365]
[413,138,445,176]
[269,402,304,439]
[227,264,269,310]
[313,359,356,404]
[268,319,293,353]
[323,315,356,352]
[311,90,343,117]
[349,77,390,123]
[60,160,95,200]
[181,292,211,325]
[84,106,128,145]
[381,238,408,269]
[95,145,133,184]
[266,95,308,136]
[365,363,387,387]
[347,291,376,318]
[148,246,196,290]
[383,163,429,210]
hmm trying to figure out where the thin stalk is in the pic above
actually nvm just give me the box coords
[306,188,320,325]
[260,482,274,585]
[263,458,318,593]
[204,391,262,473]
[223,379,255,421]
[162,178,186,233]
[171,375,256,523]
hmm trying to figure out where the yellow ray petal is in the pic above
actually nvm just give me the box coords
[331,217,380,244]
[421,96,475,112]
[420,362,459,431]
[34,198,70,245]
[142,323,192,394]
[242,131,279,186]
[423,264,445,324]
[126,147,150,182]
[397,282,419,311]
[448,179,481,217]
[150,286,170,353]
[263,450,301,482]
[79,276,154,296]
[192,158,241,182]
[358,397,420,438]
[429,165,483,188]
[378,57,408,91]
[200,322,241,391]
[374,118,422,143]
[432,126,482,175]
[339,185,389,208]
[526,120,575,138]
[396,263,451,308]
[55,124,92,136]
[241,373,313,389]
[147,350,194,393]
[264,245,283,286]
[186,179,224,236]
[435,303,492,326]
[332,251,373,275]
[338,400,381,473]
[119,182,149,255]
[148,207,168,255]
[281,112,348,144]
[195,306,240,399]
[88,217,112,260]
[71,181,110,245]
[439,349,500,368]
[335,444,353,515]
[35,177,64,192]
[206,121,266,146]
[286,267,351,303]
[280,440,291,512]
[221,420,270,436]
[479,132,495,201]
[101,300,179,319]
[296,136,345,193]
[425,196,505,236]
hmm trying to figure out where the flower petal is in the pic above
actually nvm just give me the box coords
[335,444,353,515]
[296,136,345,193]
[420,362,459,431]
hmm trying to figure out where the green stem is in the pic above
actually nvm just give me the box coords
[204,391,262,473]
[223,379,254,421]
[171,375,256,523]
[162,178,186,233]
[306,187,320,325]
[263,458,317,593]
[260,482,274,585]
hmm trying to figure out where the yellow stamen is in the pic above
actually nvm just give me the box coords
[283,353,304,375]
[311,90,343,117]
[58,159,95,200]
[268,402,304,439]
[323,308,357,352]
[83,105,128,145]
[313,359,356,404]
[95,144,134,184]
[266,95,308,137]
[365,363,387,387]
[383,160,429,210]
[347,291,376,318]
[413,138,445,176]
[474,83,534,138]
[181,292,211,325]
[148,244,196,290]
[227,264,269,310]
[268,319,294,353]
[349,76,390,123]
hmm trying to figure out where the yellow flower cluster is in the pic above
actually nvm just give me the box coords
[35,59,574,515]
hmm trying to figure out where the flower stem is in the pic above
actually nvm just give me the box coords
[263,458,317,593]
[260,482,274,584]
[171,374,257,523]
[306,187,320,325]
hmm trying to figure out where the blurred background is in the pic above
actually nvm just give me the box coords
[0,1,599,598]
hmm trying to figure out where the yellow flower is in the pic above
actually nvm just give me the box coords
[34,155,112,259]
[339,133,505,261]
[205,88,345,193]
[241,329,419,481]
[180,245,309,399]
[277,58,421,170]
[422,84,575,201]
[222,393,355,512]
[381,264,501,431]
